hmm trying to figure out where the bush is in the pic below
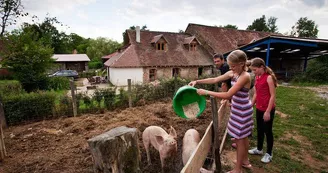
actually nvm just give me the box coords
[79,71,97,78]
[46,77,70,90]
[3,91,56,125]
[88,61,103,69]
[292,56,328,83]
[0,80,24,98]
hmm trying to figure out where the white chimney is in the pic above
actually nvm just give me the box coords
[136,26,140,43]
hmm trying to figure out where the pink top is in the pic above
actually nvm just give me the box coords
[255,73,275,111]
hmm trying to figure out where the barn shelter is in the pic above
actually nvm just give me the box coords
[224,35,328,79]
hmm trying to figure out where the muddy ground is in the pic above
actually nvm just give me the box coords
[0,98,234,173]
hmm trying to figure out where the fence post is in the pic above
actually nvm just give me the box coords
[210,96,221,172]
[0,99,7,161]
[128,79,132,108]
[70,80,77,117]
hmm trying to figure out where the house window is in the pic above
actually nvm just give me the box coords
[149,69,157,81]
[190,43,197,51]
[157,43,166,50]
[198,67,203,77]
[172,68,180,77]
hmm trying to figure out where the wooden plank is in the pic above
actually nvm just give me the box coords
[181,121,213,173]
[210,97,221,173]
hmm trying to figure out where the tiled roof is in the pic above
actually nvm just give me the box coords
[52,54,90,62]
[185,23,277,55]
[102,52,119,59]
[184,36,201,45]
[107,30,213,68]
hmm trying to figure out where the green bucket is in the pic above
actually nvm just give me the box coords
[173,85,206,119]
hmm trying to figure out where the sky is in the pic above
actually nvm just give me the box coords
[8,0,328,42]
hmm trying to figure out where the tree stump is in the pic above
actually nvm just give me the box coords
[87,126,141,173]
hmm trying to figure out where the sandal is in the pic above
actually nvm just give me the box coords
[231,143,237,148]
[233,160,252,169]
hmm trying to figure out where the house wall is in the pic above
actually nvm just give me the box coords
[109,67,143,86]
[55,62,87,72]
[143,66,213,82]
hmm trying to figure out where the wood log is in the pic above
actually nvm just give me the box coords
[87,126,141,173]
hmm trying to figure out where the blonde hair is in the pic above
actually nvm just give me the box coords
[250,58,278,87]
[227,50,247,71]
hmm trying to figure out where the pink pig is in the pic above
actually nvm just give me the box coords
[142,126,177,170]
[182,129,200,165]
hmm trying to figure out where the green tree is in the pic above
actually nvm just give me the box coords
[291,17,318,38]
[222,24,238,29]
[1,29,54,92]
[247,15,269,32]
[0,0,28,36]
[247,15,279,33]
[267,17,278,33]
[86,37,121,69]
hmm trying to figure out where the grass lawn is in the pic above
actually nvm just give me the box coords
[246,86,328,173]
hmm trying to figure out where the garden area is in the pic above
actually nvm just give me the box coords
[0,76,327,172]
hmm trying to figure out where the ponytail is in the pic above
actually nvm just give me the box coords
[265,66,278,87]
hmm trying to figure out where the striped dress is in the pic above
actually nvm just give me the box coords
[227,75,254,139]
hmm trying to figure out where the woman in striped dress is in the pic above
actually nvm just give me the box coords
[189,50,253,173]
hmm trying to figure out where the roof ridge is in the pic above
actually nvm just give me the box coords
[127,29,191,35]
[186,23,275,35]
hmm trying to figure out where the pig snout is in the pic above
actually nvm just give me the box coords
[182,129,200,165]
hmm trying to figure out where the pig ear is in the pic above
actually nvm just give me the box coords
[169,126,177,138]
[155,135,164,145]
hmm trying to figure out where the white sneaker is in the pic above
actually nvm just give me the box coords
[248,148,263,155]
[261,153,273,163]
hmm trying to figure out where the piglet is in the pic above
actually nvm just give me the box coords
[182,129,200,165]
[142,126,177,170]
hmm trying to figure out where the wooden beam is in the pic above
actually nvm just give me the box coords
[181,121,213,173]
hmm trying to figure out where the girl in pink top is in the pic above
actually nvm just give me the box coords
[248,58,278,164]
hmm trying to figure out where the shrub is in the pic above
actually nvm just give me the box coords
[79,71,97,78]
[292,56,328,83]
[46,77,70,90]
[88,61,103,69]
[3,91,56,125]
[0,80,24,98]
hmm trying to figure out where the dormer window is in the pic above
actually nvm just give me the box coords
[157,42,166,50]
[190,42,197,51]
[151,34,168,51]
[184,36,200,51]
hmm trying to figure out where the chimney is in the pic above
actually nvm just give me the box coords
[136,26,140,43]
[72,49,78,54]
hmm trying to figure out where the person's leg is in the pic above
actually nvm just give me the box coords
[264,108,275,155]
[256,109,265,151]
[231,138,244,173]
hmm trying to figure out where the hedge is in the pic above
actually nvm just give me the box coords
[3,91,56,125]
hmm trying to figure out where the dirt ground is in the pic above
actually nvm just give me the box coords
[0,98,235,173]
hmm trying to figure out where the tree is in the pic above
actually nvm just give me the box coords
[247,15,279,33]
[1,29,54,92]
[247,15,269,32]
[267,17,278,33]
[291,17,318,38]
[0,0,27,36]
[86,37,121,69]
[222,24,238,29]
